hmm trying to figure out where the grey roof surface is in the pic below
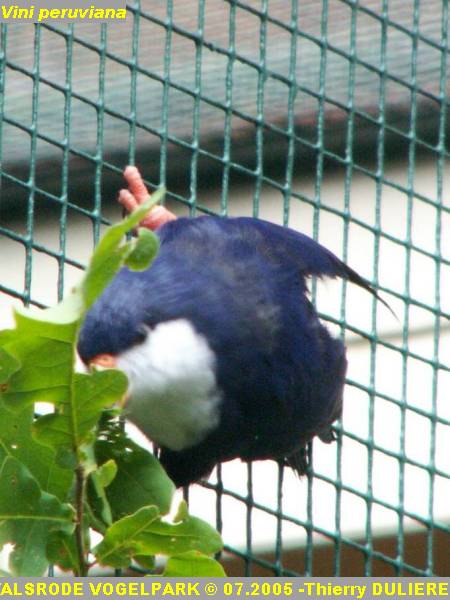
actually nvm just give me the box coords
[1,0,448,202]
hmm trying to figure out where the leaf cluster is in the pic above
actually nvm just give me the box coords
[0,190,224,576]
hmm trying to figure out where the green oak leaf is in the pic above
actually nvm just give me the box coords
[33,370,128,454]
[94,505,160,568]
[0,457,74,576]
[82,189,164,309]
[134,554,156,570]
[94,504,223,568]
[20,290,84,325]
[95,459,117,488]
[0,396,72,501]
[46,530,81,573]
[174,499,189,521]
[163,551,226,576]
[0,330,16,346]
[0,349,20,385]
[94,434,175,519]
[88,459,117,529]
[0,312,78,410]
[125,228,160,271]
[139,509,223,556]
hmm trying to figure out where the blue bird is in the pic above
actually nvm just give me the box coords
[77,170,383,487]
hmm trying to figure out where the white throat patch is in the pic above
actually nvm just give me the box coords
[117,319,221,451]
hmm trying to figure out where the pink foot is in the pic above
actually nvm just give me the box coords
[118,166,177,231]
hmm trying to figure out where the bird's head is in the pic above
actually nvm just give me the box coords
[78,282,222,454]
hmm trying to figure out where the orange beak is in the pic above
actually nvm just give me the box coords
[89,354,117,369]
[88,354,129,407]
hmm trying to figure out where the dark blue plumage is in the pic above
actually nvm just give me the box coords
[78,216,378,486]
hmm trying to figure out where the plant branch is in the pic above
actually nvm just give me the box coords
[75,464,88,576]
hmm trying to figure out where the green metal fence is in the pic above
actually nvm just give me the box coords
[0,0,449,576]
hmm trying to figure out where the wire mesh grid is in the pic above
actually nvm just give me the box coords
[0,0,449,577]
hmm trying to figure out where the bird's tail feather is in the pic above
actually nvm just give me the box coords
[332,261,396,318]
[284,446,310,476]
[238,218,395,317]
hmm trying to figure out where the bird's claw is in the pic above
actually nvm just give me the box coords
[118,166,177,231]
[318,426,338,444]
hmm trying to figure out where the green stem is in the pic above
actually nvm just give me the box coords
[75,465,88,576]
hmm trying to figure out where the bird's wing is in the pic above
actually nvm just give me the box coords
[157,215,391,311]
[228,217,392,312]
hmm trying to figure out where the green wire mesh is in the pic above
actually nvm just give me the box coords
[0,0,449,577]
